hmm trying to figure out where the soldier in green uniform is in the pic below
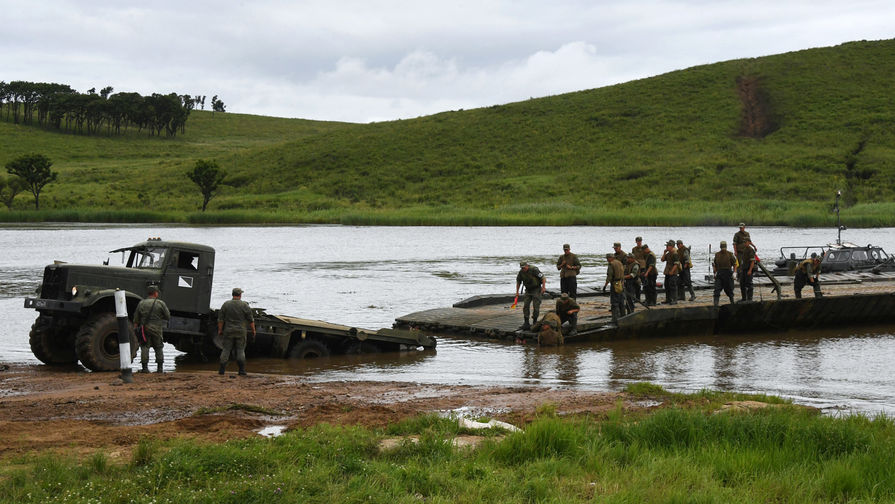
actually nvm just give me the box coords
[732,222,753,265]
[739,240,756,301]
[603,254,625,322]
[515,262,545,330]
[631,237,645,302]
[218,287,256,376]
[612,242,627,262]
[712,241,736,306]
[133,285,171,373]
[661,240,681,305]
[794,254,823,298]
[556,243,581,298]
[623,254,641,315]
[641,244,658,306]
[676,239,696,301]
[554,292,580,337]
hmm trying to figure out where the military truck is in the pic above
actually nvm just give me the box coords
[24,238,435,371]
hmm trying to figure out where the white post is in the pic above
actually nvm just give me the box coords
[114,289,134,383]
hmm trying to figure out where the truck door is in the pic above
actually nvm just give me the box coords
[161,249,213,314]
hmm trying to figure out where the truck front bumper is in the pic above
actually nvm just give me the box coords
[24,297,83,313]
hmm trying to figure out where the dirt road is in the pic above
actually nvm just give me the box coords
[0,364,630,459]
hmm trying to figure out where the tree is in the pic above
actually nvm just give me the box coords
[211,95,226,114]
[0,175,27,209]
[5,153,57,210]
[187,159,226,211]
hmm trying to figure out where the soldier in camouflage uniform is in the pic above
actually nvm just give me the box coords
[554,292,580,337]
[515,262,546,330]
[661,240,681,305]
[623,254,640,315]
[641,244,658,306]
[739,240,756,301]
[712,241,736,306]
[218,287,256,376]
[676,239,696,301]
[794,254,823,298]
[604,254,625,322]
[631,237,645,302]
[556,243,581,298]
[612,242,627,263]
[133,285,171,373]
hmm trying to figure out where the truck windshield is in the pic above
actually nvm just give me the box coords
[127,247,168,269]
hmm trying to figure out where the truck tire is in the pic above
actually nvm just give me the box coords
[29,316,78,365]
[75,312,138,371]
[289,340,330,359]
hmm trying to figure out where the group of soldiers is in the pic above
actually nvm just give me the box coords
[515,223,825,338]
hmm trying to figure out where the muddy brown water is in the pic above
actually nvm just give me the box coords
[2,224,895,415]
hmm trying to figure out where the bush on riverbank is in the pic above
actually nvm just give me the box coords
[3,386,894,503]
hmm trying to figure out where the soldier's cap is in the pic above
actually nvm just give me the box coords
[720,241,728,248]
[666,239,676,247]
[560,292,569,299]
[146,285,159,294]
[606,253,614,259]
[613,242,621,248]
[642,243,650,249]
[676,239,684,245]
[810,252,817,259]
[635,236,642,241]
[519,261,528,267]
[738,222,746,227]
[562,243,570,250]
[232,287,244,296]
[626,254,635,260]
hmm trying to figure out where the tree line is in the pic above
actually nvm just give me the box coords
[0,80,226,137]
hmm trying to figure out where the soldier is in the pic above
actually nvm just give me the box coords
[554,292,580,337]
[603,253,625,322]
[631,237,646,302]
[676,239,696,301]
[739,240,756,301]
[218,287,256,376]
[623,254,641,315]
[515,262,546,330]
[732,222,753,266]
[661,240,681,305]
[133,285,171,374]
[556,243,581,298]
[794,253,823,298]
[712,241,736,306]
[641,244,658,306]
[612,242,627,262]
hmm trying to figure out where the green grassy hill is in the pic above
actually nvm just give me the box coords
[2,39,894,225]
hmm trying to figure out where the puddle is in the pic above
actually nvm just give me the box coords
[258,425,287,438]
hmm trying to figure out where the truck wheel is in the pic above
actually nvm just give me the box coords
[75,313,137,371]
[289,340,330,359]
[29,316,78,365]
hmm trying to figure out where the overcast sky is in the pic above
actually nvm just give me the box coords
[5,1,893,123]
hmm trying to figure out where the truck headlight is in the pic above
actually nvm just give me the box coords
[71,286,78,297]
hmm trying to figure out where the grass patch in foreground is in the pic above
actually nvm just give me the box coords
[3,394,895,503]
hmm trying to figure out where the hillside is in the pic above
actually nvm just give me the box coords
[2,39,894,225]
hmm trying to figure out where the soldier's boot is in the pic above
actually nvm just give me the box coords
[610,306,620,324]
[532,310,540,327]
[218,363,226,375]
[568,317,578,337]
[520,318,531,331]
[747,286,754,301]
[713,296,719,307]
[237,361,247,376]
[139,362,150,374]
[688,286,696,301]
[156,361,164,373]
[728,295,735,305]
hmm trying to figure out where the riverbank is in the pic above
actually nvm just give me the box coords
[3,364,895,503]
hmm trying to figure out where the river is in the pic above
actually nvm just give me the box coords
[2,224,895,415]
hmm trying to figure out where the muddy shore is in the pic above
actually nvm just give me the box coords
[0,363,635,459]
